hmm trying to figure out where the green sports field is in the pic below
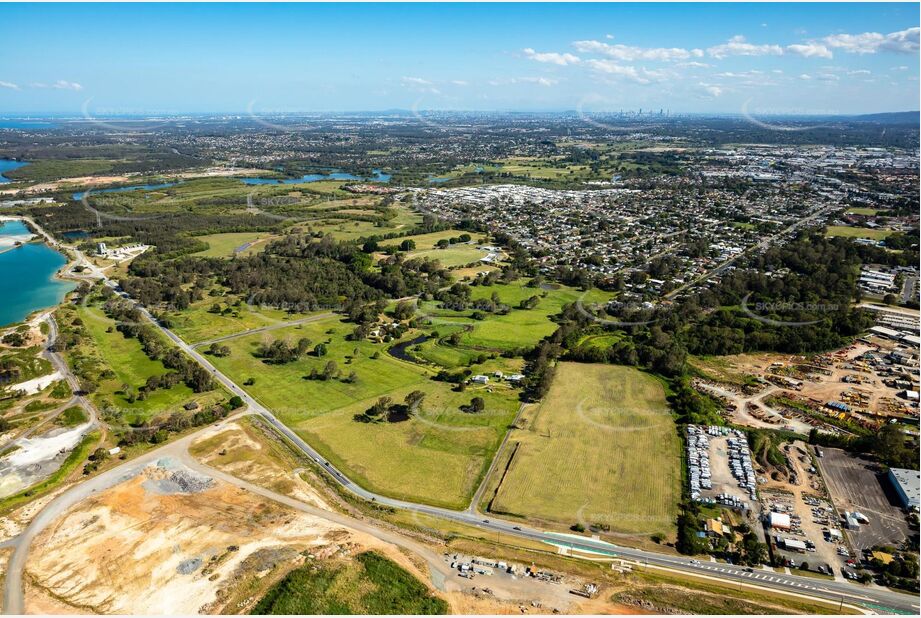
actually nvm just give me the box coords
[487,362,681,537]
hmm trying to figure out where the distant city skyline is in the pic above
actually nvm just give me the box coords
[1,2,918,115]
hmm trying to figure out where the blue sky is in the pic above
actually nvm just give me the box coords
[1,2,918,114]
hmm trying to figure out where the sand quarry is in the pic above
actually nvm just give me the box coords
[21,457,425,615]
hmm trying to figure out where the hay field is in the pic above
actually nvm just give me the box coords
[488,363,681,537]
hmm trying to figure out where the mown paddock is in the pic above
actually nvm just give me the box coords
[488,362,681,537]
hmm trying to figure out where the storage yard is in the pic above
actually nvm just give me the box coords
[686,426,757,512]
[691,323,919,436]
[762,488,851,577]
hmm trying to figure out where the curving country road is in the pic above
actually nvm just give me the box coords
[2,219,917,615]
[106,275,920,615]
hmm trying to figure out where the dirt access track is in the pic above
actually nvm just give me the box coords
[12,420,596,615]
[5,419,464,615]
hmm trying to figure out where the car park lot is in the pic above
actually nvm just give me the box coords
[818,448,912,551]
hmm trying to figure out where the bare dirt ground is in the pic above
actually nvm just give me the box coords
[0,175,132,196]
[759,441,849,577]
[693,340,916,433]
[23,460,369,614]
[189,419,330,510]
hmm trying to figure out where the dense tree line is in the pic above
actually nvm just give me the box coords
[808,424,919,470]
[122,234,452,312]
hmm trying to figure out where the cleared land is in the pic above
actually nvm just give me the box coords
[22,457,429,615]
[487,363,681,538]
[818,448,911,550]
[192,231,278,257]
[825,225,892,240]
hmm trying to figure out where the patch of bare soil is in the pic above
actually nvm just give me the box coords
[190,421,330,510]
[23,463,351,614]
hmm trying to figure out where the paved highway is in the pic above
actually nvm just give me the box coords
[7,218,918,615]
[112,283,919,614]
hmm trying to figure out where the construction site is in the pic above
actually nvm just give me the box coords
[693,333,919,437]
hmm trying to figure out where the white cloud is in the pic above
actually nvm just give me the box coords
[676,61,710,69]
[823,27,919,54]
[450,80,469,86]
[522,48,580,66]
[573,39,702,62]
[583,59,670,84]
[492,76,559,87]
[699,83,723,97]
[401,77,432,86]
[799,74,812,80]
[400,77,440,95]
[815,73,840,82]
[0,81,20,90]
[54,80,83,91]
[786,42,833,59]
[31,80,83,91]
[847,69,871,76]
[706,35,784,59]
[515,76,558,87]
[715,70,764,78]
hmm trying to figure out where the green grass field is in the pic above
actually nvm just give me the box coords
[206,314,521,508]
[74,305,215,423]
[411,280,611,362]
[408,246,486,268]
[825,225,892,240]
[844,207,880,216]
[459,281,611,351]
[165,294,317,344]
[191,232,278,257]
[377,229,489,268]
[488,363,681,537]
[379,229,485,249]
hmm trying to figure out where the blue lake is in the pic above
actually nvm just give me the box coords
[0,159,28,184]
[241,169,391,185]
[72,182,178,201]
[0,220,75,327]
